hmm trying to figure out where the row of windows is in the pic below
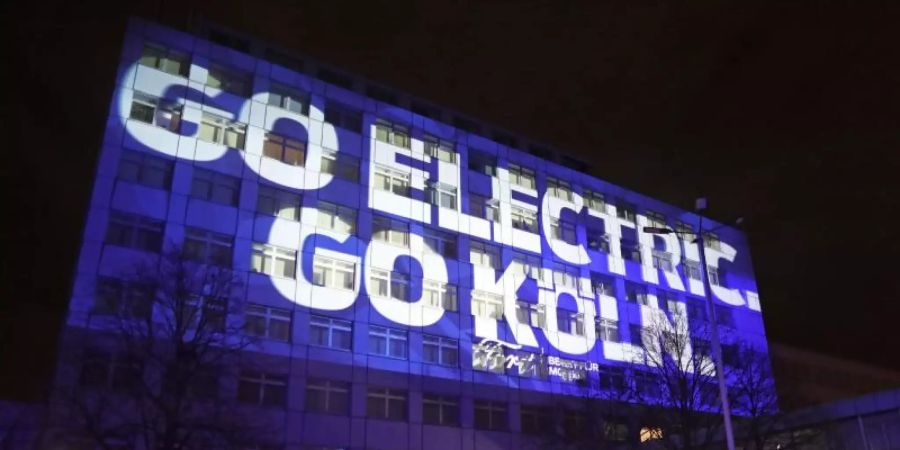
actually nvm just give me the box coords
[94,272,734,366]
[138,43,728,253]
[79,348,628,435]
[116,149,724,280]
[137,50,720,253]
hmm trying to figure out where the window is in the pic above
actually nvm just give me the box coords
[469,241,501,269]
[198,112,246,149]
[372,215,410,247]
[547,177,573,201]
[715,305,734,327]
[596,318,619,342]
[309,315,352,350]
[703,232,722,250]
[625,282,650,306]
[191,168,240,206]
[320,149,360,181]
[237,370,287,407]
[316,201,357,234]
[617,200,636,222]
[473,340,506,373]
[687,298,708,322]
[684,260,702,280]
[245,304,292,342]
[423,280,458,311]
[424,228,457,258]
[471,291,503,319]
[474,401,507,431]
[590,274,615,297]
[550,218,577,244]
[708,266,722,286]
[129,92,182,131]
[552,264,579,289]
[366,388,407,420]
[105,211,163,252]
[251,243,297,279]
[651,250,674,272]
[117,150,174,190]
[598,367,627,391]
[426,182,457,209]
[587,228,610,252]
[621,239,641,262]
[423,335,458,366]
[508,163,535,189]
[640,426,664,443]
[206,64,252,96]
[468,151,497,176]
[369,269,410,301]
[164,364,218,401]
[139,43,189,77]
[511,251,543,281]
[257,184,301,221]
[422,394,458,426]
[183,294,227,331]
[605,420,630,442]
[267,83,309,115]
[515,301,545,328]
[645,210,667,228]
[368,326,408,359]
[629,324,646,347]
[721,344,739,366]
[373,118,411,148]
[373,166,411,197]
[263,133,306,166]
[520,406,551,435]
[675,221,694,237]
[511,206,539,233]
[424,134,456,163]
[312,256,355,290]
[95,277,153,318]
[306,379,349,414]
[324,102,363,132]
[635,372,661,398]
[184,227,233,267]
[468,193,499,222]
[79,351,142,392]
[514,351,547,379]
[557,310,585,335]
[584,190,606,212]
[660,292,680,313]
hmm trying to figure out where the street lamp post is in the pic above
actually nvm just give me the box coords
[643,198,737,450]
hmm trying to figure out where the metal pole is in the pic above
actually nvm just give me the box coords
[697,213,737,450]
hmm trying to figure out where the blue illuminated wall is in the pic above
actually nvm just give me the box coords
[68,16,769,426]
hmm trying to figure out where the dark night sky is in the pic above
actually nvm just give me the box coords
[3,0,900,401]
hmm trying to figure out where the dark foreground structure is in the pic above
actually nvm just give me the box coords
[35,17,777,450]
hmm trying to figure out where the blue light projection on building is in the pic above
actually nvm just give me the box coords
[65,16,771,448]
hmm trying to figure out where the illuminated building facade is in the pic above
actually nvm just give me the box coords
[60,17,770,449]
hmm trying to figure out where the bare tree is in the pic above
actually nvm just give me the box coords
[730,344,780,450]
[630,311,725,450]
[48,246,271,450]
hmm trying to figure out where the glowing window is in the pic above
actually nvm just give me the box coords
[311,256,355,290]
[251,242,297,279]
[373,165,411,197]
[511,206,539,233]
[316,201,357,234]
[373,118,411,148]
[198,112,246,149]
[139,42,189,77]
[471,291,504,319]
[256,184,300,221]
[424,134,456,163]
[508,163,536,189]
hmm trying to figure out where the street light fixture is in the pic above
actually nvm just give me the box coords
[643,198,740,450]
